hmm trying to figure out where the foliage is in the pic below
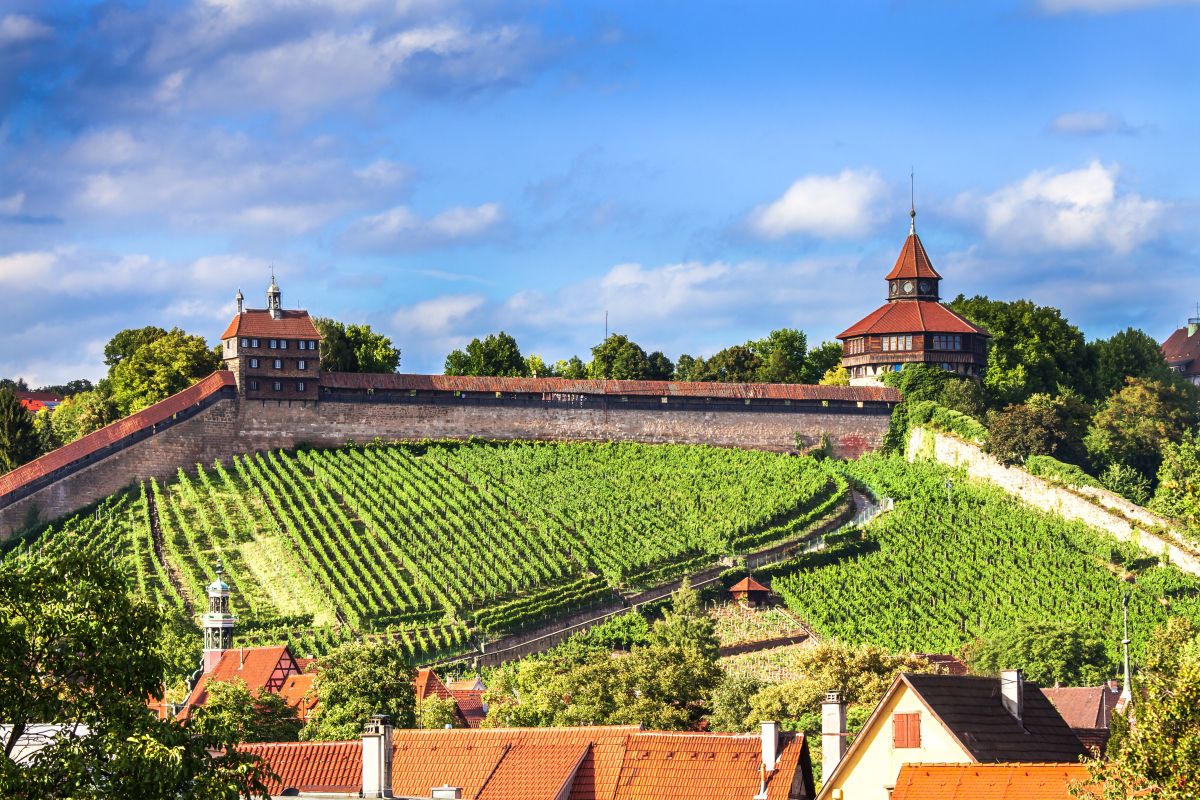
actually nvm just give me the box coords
[0,387,38,473]
[34,379,94,398]
[1088,327,1179,402]
[773,455,1200,661]
[819,366,850,386]
[159,610,203,698]
[105,328,221,415]
[707,673,763,732]
[986,402,1064,464]
[416,696,462,729]
[1075,618,1200,800]
[104,326,169,368]
[1152,431,1200,536]
[313,318,401,374]
[525,354,552,378]
[50,390,115,444]
[1025,455,1105,491]
[302,639,415,741]
[0,377,30,392]
[648,578,719,660]
[646,350,675,381]
[190,679,302,744]
[906,400,987,442]
[801,341,845,384]
[554,356,588,379]
[0,548,272,800]
[964,621,1108,686]
[748,328,808,383]
[579,612,651,650]
[1099,463,1152,506]
[949,295,1090,408]
[31,408,57,455]
[676,330,841,384]
[444,331,527,377]
[1085,378,1197,480]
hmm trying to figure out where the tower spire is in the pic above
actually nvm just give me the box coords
[909,167,916,235]
[202,560,235,673]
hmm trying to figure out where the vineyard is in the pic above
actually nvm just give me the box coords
[773,454,1200,663]
[13,440,845,662]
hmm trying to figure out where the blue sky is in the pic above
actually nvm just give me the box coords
[1,0,1198,384]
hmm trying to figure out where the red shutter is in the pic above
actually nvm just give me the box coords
[908,713,921,748]
[893,713,920,749]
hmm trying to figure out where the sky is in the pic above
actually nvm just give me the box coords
[0,0,1198,385]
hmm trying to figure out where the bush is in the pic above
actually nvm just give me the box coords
[907,400,988,443]
[1025,455,1105,490]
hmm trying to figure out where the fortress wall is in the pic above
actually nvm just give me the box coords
[0,397,891,538]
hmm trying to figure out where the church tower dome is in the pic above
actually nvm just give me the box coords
[202,561,236,673]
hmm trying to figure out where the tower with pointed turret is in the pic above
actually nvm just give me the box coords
[220,274,322,400]
[202,562,236,673]
[837,211,990,386]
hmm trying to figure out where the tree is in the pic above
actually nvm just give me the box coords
[444,332,528,377]
[589,334,650,380]
[0,387,38,473]
[696,345,762,383]
[1085,378,1197,480]
[31,409,58,455]
[0,378,30,392]
[964,620,1109,687]
[1075,619,1200,800]
[648,578,719,660]
[35,379,94,398]
[105,328,221,415]
[555,356,588,380]
[0,548,272,799]
[313,318,401,374]
[525,354,554,378]
[1089,328,1177,402]
[986,403,1064,465]
[191,678,302,744]
[949,296,1089,408]
[1099,463,1152,506]
[801,341,845,385]
[749,329,807,383]
[707,673,764,732]
[1152,431,1200,534]
[820,366,850,386]
[49,391,115,445]
[302,639,415,741]
[416,696,462,729]
[647,351,675,381]
[104,326,169,369]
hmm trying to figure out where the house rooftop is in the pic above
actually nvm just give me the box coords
[890,762,1094,800]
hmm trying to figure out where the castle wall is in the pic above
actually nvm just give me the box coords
[0,396,891,538]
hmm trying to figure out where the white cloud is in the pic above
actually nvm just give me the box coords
[748,169,885,239]
[0,191,24,214]
[0,14,51,47]
[392,293,487,336]
[961,161,1165,254]
[347,202,505,249]
[1039,0,1200,11]
[1048,111,1135,136]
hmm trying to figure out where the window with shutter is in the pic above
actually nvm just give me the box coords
[893,712,921,748]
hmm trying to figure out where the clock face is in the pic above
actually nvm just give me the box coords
[919,280,931,293]
[903,281,914,293]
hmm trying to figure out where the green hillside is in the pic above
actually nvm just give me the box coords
[773,454,1200,664]
[13,440,846,661]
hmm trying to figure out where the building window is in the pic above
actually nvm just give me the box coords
[273,359,282,369]
[269,339,277,349]
[847,337,865,355]
[249,358,259,368]
[933,334,962,351]
[240,338,248,347]
[298,359,307,370]
[272,381,281,391]
[308,340,317,350]
[248,380,259,390]
[280,340,288,350]
[882,335,913,352]
[893,712,921,748]
[297,381,306,392]
[251,338,259,348]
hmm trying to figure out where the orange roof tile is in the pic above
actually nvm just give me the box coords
[241,740,361,795]
[415,668,454,702]
[279,672,318,719]
[730,576,770,594]
[890,763,1095,800]
[0,371,235,500]
[179,645,299,719]
[614,731,809,800]
[448,688,487,728]
[837,300,989,339]
[322,372,901,403]
[447,677,486,692]
[1041,685,1121,730]
[885,232,943,280]
[220,308,320,340]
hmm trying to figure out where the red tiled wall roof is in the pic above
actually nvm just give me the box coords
[890,763,1093,800]
[0,371,235,501]
[179,645,297,719]
[322,372,901,403]
[242,740,362,795]
[837,300,989,339]
[220,308,321,340]
[884,233,943,281]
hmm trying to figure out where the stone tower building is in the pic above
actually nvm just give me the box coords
[202,562,236,673]
[220,275,322,400]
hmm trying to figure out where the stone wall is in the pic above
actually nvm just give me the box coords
[907,426,1200,576]
[0,396,891,538]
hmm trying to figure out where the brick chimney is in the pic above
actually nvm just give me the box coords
[822,692,847,779]
[1000,669,1024,723]
[362,714,393,798]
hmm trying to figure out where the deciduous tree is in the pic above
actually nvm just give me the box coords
[1152,431,1200,534]
[49,390,115,444]
[444,332,528,377]
[964,620,1109,686]
[314,319,401,374]
[191,679,302,744]
[302,640,415,741]
[588,334,650,380]
[105,328,221,415]
[1085,378,1197,480]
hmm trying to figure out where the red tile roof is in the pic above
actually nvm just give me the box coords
[890,763,1094,800]
[1161,324,1200,375]
[1040,685,1121,730]
[914,653,970,676]
[415,668,454,702]
[241,740,362,795]
[729,576,770,594]
[322,372,901,403]
[179,645,299,719]
[279,672,318,720]
[448,688,487,728]
[884,233,943,281]
[837,300,989,339]
[220,308,321,340]
[0,371,235,500]
[245,726,813,800]
[15,391,63,403]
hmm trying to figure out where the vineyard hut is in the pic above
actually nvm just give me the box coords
[837,209,990,386]
[730,576,771,607]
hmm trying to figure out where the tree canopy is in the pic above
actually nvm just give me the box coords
[444,332,528,377]
[301,639,415,741]
[1084,378,1197,480]
[964,620,1109,686]
[104,328,221,416]
[190,679,302,744]
[313,318,400,374]
[0,387,37,473]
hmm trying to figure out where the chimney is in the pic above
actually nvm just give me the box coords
[1000,670,1024,723]
[362,714,393,798]
[822,692,847,779]
[753,721,779,799]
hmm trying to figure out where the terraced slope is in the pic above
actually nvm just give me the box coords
[774,455,1200,662]
[15,440,846,661]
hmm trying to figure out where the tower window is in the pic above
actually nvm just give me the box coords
[249,358,259,368]
[933,335,962,351]
[240,338,248,347]
[297,381,306,392]
[272,381,281,391]
[248,380,258,390]
[280,340,288,350]
[273,359,282,369]
[251,338,259,348]
[882,335,912,352]
[298,360,307,370]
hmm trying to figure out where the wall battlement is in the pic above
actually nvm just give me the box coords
[0,372,899,538]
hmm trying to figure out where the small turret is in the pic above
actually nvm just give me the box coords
[202,561,236,673]
[267,272,282,320]
[235,288,244,315]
